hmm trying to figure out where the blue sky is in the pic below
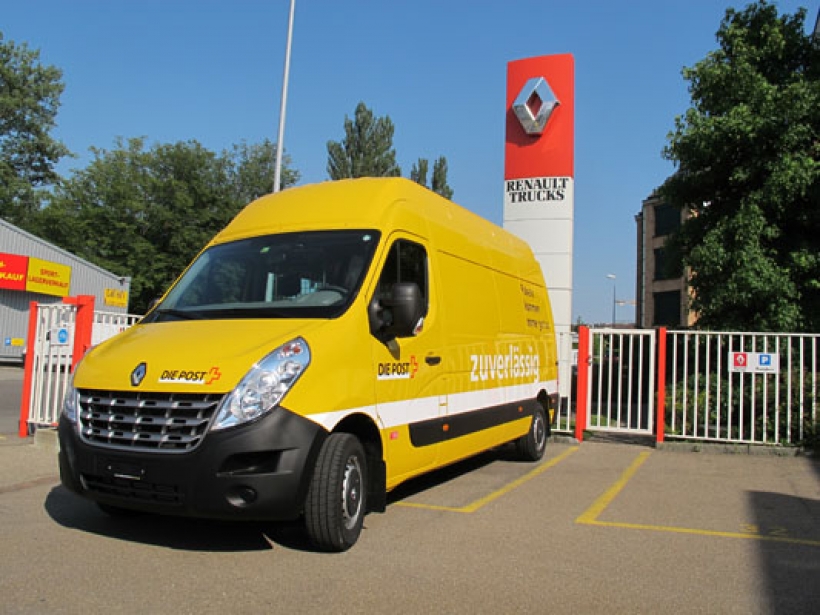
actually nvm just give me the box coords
[3,0,816,323]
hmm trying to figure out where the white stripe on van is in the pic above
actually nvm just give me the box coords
[305,379,558,433]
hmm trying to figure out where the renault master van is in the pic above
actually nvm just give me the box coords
[58,178,559,551]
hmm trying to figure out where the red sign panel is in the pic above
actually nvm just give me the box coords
[505,54,575,180]
[0,253,29,291]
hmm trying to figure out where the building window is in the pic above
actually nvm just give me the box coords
[653,290,681,327]
[653,247,682,280]
[654,203,681,237]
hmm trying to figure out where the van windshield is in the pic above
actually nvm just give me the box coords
[143,230,380,322]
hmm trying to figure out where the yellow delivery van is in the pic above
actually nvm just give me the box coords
[58,177,558,551]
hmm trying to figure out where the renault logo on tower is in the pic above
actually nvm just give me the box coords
[512,76,560,136]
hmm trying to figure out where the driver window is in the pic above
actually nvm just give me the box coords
[376,240,428,312]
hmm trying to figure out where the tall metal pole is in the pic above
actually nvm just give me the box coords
[273,0,295,193]
[612,283,616,325]
[607,274,616,326]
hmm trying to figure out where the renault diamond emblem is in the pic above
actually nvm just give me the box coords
[513,76,560,136]
[131,362,147,387]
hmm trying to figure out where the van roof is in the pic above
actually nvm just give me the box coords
[213,178,542,283]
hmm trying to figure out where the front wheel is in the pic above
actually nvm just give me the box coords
[304,433,368,552]
[515,406,548,461]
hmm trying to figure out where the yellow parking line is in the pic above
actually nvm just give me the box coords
[576,451,651,524]
[397,445,579,514]
[576,450,820,548]
[584,519,820,547]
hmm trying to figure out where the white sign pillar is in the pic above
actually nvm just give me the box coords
[503,54,575,400]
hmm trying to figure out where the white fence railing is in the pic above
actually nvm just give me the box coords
[665,331,819,446]
[557,327,657,440]
[586,328,656,434]
[554,330,576,433]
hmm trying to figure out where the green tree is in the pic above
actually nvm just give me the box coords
[430,156,453,200]
[410,156,454,199]
[37,137,298,312]
[326,102,401,179]
[410,158,429,186]
[661,1,820,332]
[224,138,299,204]
[0,32,69,227]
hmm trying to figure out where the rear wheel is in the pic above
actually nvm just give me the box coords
[305,433,367,552]
[515,406,548,461]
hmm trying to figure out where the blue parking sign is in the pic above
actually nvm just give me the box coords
[759,354,771,366]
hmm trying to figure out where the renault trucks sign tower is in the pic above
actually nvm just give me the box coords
[503,54,575,398]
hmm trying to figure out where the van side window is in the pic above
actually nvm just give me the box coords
[376,240,428,310]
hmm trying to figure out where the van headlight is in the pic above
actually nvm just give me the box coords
[212,337,311,431]
[62,359,83,425]
[62,383,79,424]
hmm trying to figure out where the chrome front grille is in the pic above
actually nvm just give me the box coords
[77,390,223,452]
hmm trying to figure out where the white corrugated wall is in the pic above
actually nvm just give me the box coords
[1,219,131,362]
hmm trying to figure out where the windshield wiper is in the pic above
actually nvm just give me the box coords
[155,308,204,320]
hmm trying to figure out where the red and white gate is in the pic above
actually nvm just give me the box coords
[572,326,659,441]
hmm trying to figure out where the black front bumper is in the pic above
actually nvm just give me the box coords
[58,407,326,521]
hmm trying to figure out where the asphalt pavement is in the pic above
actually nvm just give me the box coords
[1,365,819,613]
[0,365,25,440]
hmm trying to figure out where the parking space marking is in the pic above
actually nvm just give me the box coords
[576,451,820,548]
[396,445,579,513]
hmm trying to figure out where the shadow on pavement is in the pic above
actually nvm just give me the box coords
[44,485,320,553]
[749,474,820,613]
[43,443,535,552]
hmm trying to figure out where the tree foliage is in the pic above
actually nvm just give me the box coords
[326,102,400,179]
[329,101,455,199]
[35,137,298,312]
[410,158,428,186]
[661,1,820,332]
[411,156,454,199]
[0,31,69,226]
[430,156,453,200]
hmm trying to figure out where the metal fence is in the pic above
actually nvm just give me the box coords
[560,327,657,440]
[555,330,576,433]
[665,331,819,446]
[26,303,77,428]
[585,328,656,434]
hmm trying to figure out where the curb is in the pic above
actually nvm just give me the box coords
[33,428,60,452]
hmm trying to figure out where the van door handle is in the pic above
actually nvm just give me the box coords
[425,355,442,366]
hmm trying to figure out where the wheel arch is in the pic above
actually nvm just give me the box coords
[333,412,386,513]
[537,387,559,435]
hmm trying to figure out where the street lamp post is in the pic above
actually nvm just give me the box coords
[273,0,296,193]
[606,273,616,326]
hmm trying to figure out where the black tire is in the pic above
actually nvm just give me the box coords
[515,406,548,461]
[304,433,367,552]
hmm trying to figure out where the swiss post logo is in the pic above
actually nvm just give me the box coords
[158,366,223,385]
[377,356,418,380]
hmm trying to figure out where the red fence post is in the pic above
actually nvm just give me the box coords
[64,295,95,370]
[575,325,590,442]
[18,301,40,438]
[656,327,667,444]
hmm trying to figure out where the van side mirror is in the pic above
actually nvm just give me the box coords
[368,282,425,342]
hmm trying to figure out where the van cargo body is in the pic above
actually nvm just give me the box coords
[58,178,559,551]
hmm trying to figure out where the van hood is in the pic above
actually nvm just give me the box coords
[74,319,325,393]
